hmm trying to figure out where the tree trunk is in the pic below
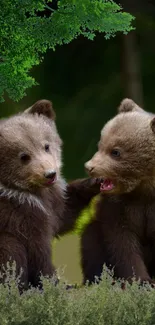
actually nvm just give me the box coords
[121,31,143,107]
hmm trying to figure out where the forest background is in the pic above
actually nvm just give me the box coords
[1,0,155,284]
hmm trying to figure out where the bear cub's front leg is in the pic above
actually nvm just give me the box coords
[58,177,103,236]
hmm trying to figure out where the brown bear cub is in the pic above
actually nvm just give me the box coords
[0,99,101,291]
[83,98,155,285]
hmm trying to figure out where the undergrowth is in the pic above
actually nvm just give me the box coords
[0,265,155,325]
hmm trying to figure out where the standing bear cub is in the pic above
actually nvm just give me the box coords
[0,99,101,290]
[82,98,155,285]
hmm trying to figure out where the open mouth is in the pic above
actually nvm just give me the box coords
[46,174,57,186]
[100,179,115,192]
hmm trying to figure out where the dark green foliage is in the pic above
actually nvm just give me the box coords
[1,265,155,324]
[0,0,134,102]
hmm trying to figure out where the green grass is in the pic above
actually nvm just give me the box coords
[53,234,82,284]
[53,197,99,284]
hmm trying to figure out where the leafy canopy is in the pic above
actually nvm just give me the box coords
[0,0,134,102]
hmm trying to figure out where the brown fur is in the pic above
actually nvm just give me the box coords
[0,99,101,291]
[82,98,155,285]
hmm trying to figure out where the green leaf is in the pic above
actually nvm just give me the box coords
[0,0,135,102]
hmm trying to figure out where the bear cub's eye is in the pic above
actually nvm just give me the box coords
[45,144,50,152]
[111,149,120,158]
[19,152,31,163]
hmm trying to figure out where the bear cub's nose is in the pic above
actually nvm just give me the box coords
[85,162,94,174]
[85,166,94,173]
[44,170,56,179]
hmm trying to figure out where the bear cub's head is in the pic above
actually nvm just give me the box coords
[0,100,63,193]
[85,99,155,195]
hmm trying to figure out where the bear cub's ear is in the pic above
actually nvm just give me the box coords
[24,99,56,120]
[118,98,144,114]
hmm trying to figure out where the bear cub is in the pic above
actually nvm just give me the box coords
[0,99,101,291]
[82,98,155,285]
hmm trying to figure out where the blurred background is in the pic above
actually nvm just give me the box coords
[1,0,155,284]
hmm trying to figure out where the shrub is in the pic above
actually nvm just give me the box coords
[1,265,155,325]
